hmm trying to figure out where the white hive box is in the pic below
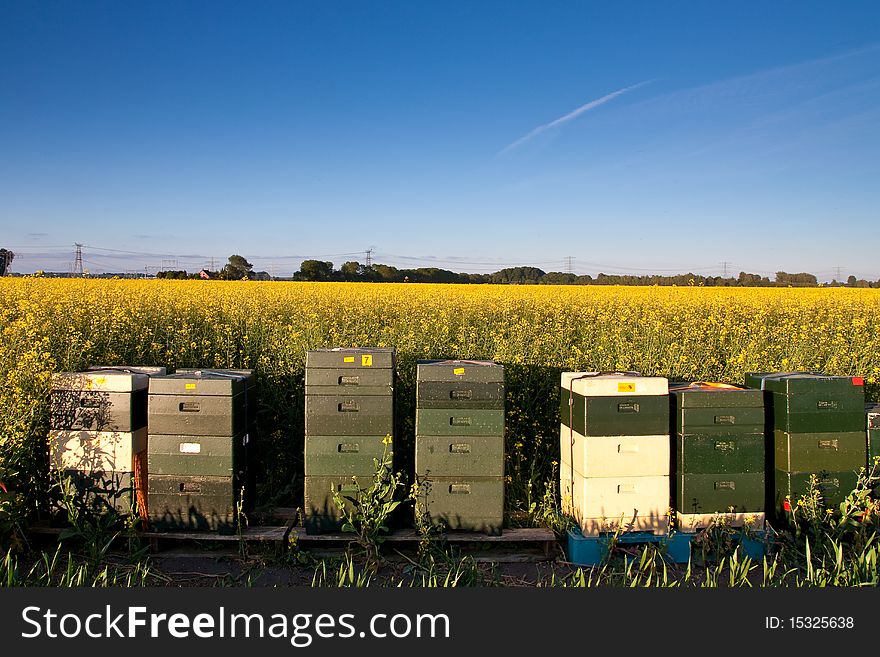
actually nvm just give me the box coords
[559,424,670,478]
[49,427,148,472]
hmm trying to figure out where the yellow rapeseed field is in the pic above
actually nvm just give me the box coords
[1,278,879,516]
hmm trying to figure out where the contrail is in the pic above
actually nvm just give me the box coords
[498,80,653,155]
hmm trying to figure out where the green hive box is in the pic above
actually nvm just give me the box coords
[867,404,880,466]
[147,434,247,478]
[560,394,669,437]
[305,366,393,396]
[148,391,247,436]
[677,473,764,515]
[416,361,504,407]
[175,369,257,427]
[675,433,764,475]
[148,475,239,532]
[305,435,391,476]
[415,434,504,478]
[773,430,867,473]
[416,409,504,437]
[303,474,375,533]
[671,385,764,474]
[774,470,859,510]
[416,382,505,409]
[416,476,503,535]
[416,360,505,383]
[148,372,248,436]
[305,394,394,437]
[759,374,865,433]
[306,348,396,370]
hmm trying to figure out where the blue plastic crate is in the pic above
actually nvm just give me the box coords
[567,527,765,566]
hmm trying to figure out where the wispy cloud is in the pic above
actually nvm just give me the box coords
[498,80,653,155]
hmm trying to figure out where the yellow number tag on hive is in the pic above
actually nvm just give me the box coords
[453,367,465,376]
[618,383,635,393]
[185,383,196,390]
[343,356,355,363]
[94,377,106,385]
[362,355,372,367]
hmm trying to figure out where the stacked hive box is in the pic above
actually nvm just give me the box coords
[147,370,253,532]
[746,372,866,514]
[670,383,765,532]
[560,372,670,535]
[49,369,150,515]
[304,348,395,534]
[867,404,880,468]
[176,368,257,506]
[415,360,505,535]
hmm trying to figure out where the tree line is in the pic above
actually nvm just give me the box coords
[4,249,878,287]
[285,260,880,288]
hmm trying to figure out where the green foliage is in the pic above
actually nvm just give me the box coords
[331,438,402,567]
[221,255,254,281]
[1,545,153,587]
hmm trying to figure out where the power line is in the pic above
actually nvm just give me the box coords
[564,256,574,274]
[721,261,731,277]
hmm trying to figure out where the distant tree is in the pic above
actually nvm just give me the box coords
[539,272,577,285]
[298,260,334,281]
[221,255,254,280]
[370,263,399,282]
[0,248,14,276]
[156,270,188,279]
[491,267,546,284]
[251,271,272,281]
[340,261,364,279]
[775,271,818,287]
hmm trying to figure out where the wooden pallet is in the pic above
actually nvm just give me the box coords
[28,517,559,562]
[142,526,293,553]
[292,527,558,562]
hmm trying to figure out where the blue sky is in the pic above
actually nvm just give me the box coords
[1,2,878,279]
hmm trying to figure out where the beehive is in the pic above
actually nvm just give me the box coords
[304,348,395,533]
[560,372,670,536]
[49,369,151,517]
[670,383,765,532]
[147,370,253,532]
[415,360,504,534]
[745,372,865,513]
